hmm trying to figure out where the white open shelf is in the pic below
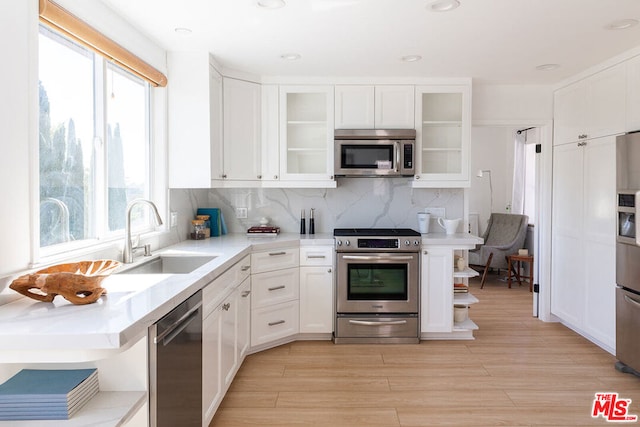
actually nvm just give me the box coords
[454,267,479,278]
[454,292,479,305]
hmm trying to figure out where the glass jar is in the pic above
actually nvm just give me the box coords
[191,219,206,240]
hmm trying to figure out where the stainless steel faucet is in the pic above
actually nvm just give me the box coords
[123,199,163,264]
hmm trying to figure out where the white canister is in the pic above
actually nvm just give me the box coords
[417,212,431,234]
[453,305,469,323]
[438,217,461,235]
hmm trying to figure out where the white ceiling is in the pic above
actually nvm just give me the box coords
[101,0,640,84]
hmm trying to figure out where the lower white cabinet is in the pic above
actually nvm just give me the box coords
[251,300,300,346]
[420,240,481,340]
[299,246,334,334]
[202,293,222,426]
[251,246,300,348]
[202,255,251,427]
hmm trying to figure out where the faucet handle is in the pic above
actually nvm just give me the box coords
[143,244,152,257]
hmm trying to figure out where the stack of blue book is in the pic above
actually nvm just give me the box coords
[0,368,99,420]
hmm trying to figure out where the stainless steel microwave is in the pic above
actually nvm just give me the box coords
[334,129,416,177]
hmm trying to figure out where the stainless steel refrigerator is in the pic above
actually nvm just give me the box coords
[615,131,640,375]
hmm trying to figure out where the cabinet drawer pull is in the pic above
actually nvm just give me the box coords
[241,290,251,298]
[222,302,231,311]
[307,255,326,259]
[268,320,285,326]
[269,251,287,256]
[268,285,286,291]
[241,265,250,271]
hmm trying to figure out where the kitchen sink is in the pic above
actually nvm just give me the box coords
[117,254,218,275]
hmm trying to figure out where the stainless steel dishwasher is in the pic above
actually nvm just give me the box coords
[149,290,202,427]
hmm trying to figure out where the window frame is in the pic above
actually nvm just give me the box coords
[35,23,167,263]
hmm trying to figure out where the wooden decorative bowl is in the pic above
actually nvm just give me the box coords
[9,260,121,305]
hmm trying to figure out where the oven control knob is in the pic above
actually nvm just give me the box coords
[414,240,420,246]
[336,240,342,246]
[345,240,351,246]
[404,240,410,246]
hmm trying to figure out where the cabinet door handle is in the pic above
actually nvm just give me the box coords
[307,255,326,259]
[269,251,287,256]
[257,175,262,179]
[268,285,286,291]
[274,175,278,180]
[241,265,251,271]
[327,268,332,273]
[268,320,285,326]
[241,290,251,298]
[222,302,231,311]
[423,250,428,255]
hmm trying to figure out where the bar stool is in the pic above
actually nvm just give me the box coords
[506,254,534,292]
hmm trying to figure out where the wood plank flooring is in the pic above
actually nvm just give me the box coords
[210,272,640,426]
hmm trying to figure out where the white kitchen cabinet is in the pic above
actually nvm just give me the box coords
[250,246,300,348]
[237,278,251,359]
[375,85,415,129]
[335,85,375,129]
[202,255,251,427]
[220,77,262,184]
[299,246,334,334]
[627,55,640,132]
[261,84,281,182]
[420,237,481,340]
[551,136,616,351]
[413,84,471,188]
[277,85,336,187]
[202,290,222,426]
[168,52,223,188]
[553,63,626,145]
[420,247,454,333]
[334,85,414,129]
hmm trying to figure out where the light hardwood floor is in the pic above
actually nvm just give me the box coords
[210,272,640,426]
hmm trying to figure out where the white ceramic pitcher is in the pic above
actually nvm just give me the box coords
[438,217,461,235]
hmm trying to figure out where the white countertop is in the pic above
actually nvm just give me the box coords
[421,232,483,248]
[0,233,332,361]
[0,231,479,361]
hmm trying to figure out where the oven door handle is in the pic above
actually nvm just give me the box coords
[636,191,640,247]
[349,319,408,326]
[341,255,415,261]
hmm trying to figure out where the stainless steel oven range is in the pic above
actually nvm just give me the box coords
[334,228,421,344]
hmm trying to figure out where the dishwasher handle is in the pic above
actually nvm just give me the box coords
[154,301,202,346]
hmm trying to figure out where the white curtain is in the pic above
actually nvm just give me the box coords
[511,131,527,214]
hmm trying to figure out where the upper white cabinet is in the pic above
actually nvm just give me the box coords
[334,85,414,129]
[375,85,415,128]
[220,77,262,184]
[168,52,223,188]
[277,85,336,186]
[335,85,375,128]
[627,55,640,132]
[553,63,626,145]
[413,85,471,188]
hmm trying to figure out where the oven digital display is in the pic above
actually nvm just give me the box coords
[347,264,408,300]
[357,238,399,249]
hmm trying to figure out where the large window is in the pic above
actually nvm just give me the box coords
[38,26,151,249]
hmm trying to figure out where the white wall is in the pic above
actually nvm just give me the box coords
[0,0,37,278]
[472,84,553,123]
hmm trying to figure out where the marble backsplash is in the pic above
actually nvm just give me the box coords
[170,178,464,239]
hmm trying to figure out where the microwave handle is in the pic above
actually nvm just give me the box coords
[636,191,640,247]
[394,141,400,173]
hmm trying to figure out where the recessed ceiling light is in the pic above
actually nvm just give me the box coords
[427,0,460,12]
[536,63,560,71]
[257,0,286,9]
[401,55,422,62]
[174,27,192,35]
[604,19,639,30]
[280,53,301,61]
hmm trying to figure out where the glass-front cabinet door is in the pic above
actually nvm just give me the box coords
[277,85,336,187]
[413,84,471,188]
